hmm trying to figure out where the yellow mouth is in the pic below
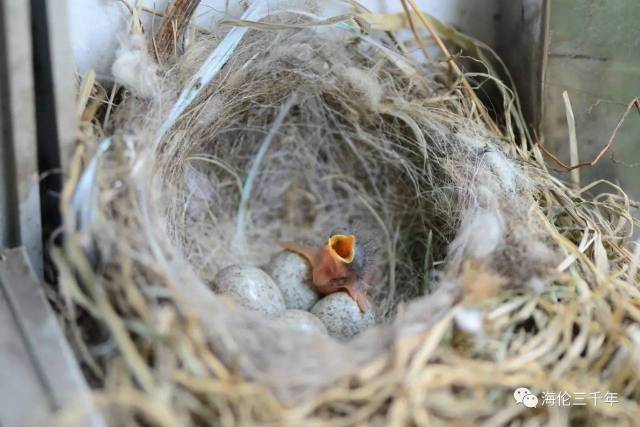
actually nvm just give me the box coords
[327,234,356,263]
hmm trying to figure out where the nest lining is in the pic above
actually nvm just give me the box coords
[57,2,640,425]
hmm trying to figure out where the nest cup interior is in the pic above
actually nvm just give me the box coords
[156,26,466,313]
[72,6,557,401]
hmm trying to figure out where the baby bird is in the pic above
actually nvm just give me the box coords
[280,228,378,312]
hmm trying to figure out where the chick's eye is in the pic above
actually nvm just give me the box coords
[329,277,348,287]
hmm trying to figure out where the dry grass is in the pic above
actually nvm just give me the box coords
[53,1,640,426]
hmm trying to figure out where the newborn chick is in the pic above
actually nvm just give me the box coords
[280,230,377,312]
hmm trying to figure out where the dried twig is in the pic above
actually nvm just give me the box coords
[563,91,580,186]
[403,0,503,136]
[538,98,640,172]
[153,0,201,64]
[398,0,430,61]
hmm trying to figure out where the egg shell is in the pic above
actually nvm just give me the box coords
[311,292,375,340]
[212,265,285,317]
[275,309,328,335]
[267,251,319,310]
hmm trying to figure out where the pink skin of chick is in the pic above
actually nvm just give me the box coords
[280,234,373,312]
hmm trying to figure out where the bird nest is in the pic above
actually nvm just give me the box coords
[55,1,640,425]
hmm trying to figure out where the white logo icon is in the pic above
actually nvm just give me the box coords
[513,387,531,403]
[514,387,538,408]
[523,394,539,408]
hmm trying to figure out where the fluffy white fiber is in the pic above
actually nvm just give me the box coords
[112,34,159,98]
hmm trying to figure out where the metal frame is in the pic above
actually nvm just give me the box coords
[0,1,101,425]
[31,0,78,246]
[0,0,43,277]
[0,248,103,426]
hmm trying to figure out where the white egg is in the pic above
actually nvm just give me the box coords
[212,265,285,317]
[311,292,375,340]
[275,309,328,335]
[267,251,319,310]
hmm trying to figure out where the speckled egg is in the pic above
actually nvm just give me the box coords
[212,265,285,317]
[267,251,319,310]
[311,292,375,340]
[275,309,328,335]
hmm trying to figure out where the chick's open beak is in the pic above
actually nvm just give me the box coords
[327,234,356,263]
